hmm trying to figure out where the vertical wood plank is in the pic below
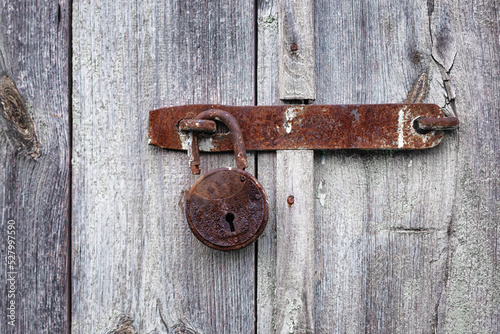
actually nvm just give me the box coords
[277,0,316,331]
[258,0,316,332]
[429,1,500,332]
[72,1,255,333]
[314,1,444,333]
[311,0,499,333]
[0,1,70,333]
[257,1,314,333]
[278,0,316,100]
[276,150,315,334]
[256,0,279,332]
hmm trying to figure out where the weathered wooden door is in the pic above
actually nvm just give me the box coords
[1,0,499,333]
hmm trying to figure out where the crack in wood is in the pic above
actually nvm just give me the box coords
[389,227,435,233]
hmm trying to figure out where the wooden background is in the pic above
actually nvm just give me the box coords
[0,0,499,333]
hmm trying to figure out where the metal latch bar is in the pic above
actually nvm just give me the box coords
[149,104,458,152]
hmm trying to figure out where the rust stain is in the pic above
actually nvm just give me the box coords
[149,104,454,152]
[178,189,190,213]
[0,75,41,158]
[417,116,459,131]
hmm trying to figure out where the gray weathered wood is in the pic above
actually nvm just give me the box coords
[276,150,315,334]
[257,1,314,333]
[314,1,450,332]
[278,0,316,100]
[256,1,279,332]
[0,1,70,333]
[276,0,317,330]
[258,1,316,332]
[314,0,499,333]
[2,0,496,332]
[72,1,255,333]
[428,1,499,332]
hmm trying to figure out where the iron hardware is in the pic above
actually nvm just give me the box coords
[184,109,269,251]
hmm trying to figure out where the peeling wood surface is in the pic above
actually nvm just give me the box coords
[314,0,453,332]
[72,1,255,333]
[0,1,70,333]
[404,73,428,104]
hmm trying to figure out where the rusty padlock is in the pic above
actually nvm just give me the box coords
[184,109,269,251]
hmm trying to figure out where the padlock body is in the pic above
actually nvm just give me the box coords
[185,167,268,251]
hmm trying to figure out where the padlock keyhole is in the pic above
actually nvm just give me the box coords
[225,212,235,232]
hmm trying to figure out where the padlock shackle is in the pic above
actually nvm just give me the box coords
[189,109,249,174]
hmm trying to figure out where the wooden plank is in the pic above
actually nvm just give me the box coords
[258,0,316,332]
[275,150,315,334]
[278,0,316,100]
[71,1,255,333]
[428,1,500,333]
[276,0,316,330]
[256,0,280,332]
[0,1,70,333]
[313,1,454,333]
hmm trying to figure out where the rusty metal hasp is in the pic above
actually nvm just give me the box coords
[150,105,458,251]
[148,104,458,152]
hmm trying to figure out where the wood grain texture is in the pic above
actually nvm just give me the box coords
[314,1,455,333]
[0,76,41,158]
[276,0,316,332]
[276,150,315,334]
[256,0,279,332]
[428,1,500,332]
[0,1,70,333]
[258,1,317,333]
[278,0,316,100]
[72,0,255,333]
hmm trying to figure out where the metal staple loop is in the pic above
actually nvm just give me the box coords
[185,109,249,175]
[179,119,216,133]
[416,116,460,131]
